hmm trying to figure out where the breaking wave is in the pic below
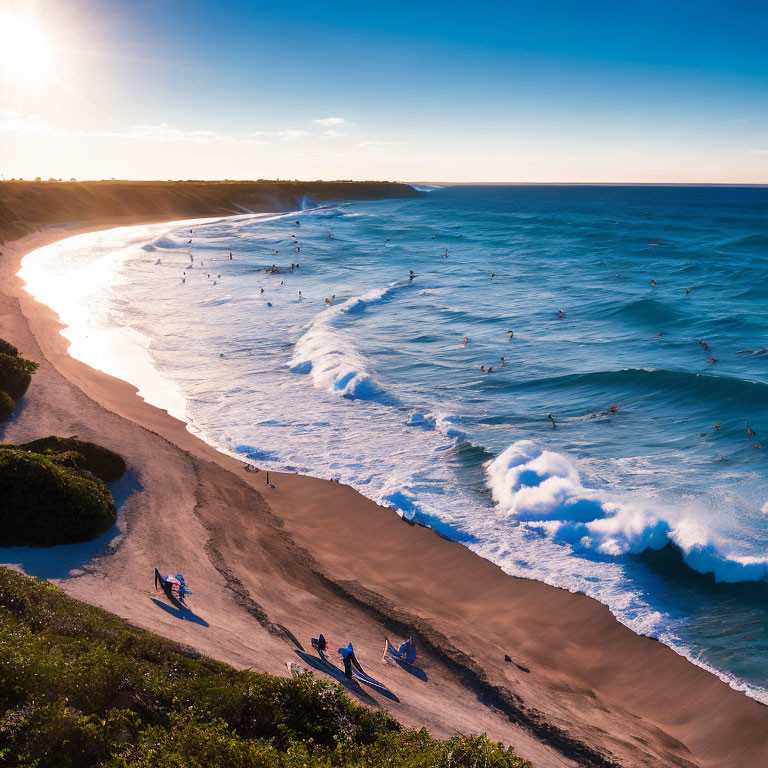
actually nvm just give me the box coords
[486,441,768,584]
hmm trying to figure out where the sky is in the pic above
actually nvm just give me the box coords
[0,0,767,182]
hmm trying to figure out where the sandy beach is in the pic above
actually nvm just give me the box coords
[2,193,768,768]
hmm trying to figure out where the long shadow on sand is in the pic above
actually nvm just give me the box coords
[294,650,381,706]
[0,472,142,580]
[388,655,428,682]
[150,597,209,627]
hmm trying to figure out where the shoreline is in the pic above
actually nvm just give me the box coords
[2,215,768,767]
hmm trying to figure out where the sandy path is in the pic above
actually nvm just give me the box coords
[1,222,767,768]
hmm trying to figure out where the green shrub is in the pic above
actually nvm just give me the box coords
[0,338,18,357]
[0,390,13,423]
[18,436,127,483]
[0,352,38,399]
[0,568,533,768]
[0,449,116,546]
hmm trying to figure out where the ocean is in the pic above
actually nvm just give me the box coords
[20,184,768,701]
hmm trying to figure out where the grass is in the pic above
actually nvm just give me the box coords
[0,568,532,768]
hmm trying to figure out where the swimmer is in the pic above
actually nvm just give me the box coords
[385,237,390,243]
[298,291,302,300]
[508,330,514,340]
[656,330,662,338]
[707,356,716,365]
[491,273,496,280]
[747,424,757,436]
[229,251,233,259]
[462,336,468,347]
[558,310,565,318]
[616,273,621,279]
[685,286,692,294]
[409,270,415,280]
[260,287,264,294]
[274,249,279,256]
[296,220,300,226]
[651,279,657,287]
[548,413,557,430]
[700,341,709,350]
[756,441,763,449]
[500,357,506,367]
[444,249,448,258]
[480,365,486,372]
[714,421,722,430]
[609,405,618,414]
[329,230,333,239]
[487,366,494,373]
[296,246,300,252]
[325,297,330,304]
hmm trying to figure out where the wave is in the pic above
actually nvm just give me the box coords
[610,298,686,326]
[289,281,404,400]
[486,440,768,584]
[508,367,768,409]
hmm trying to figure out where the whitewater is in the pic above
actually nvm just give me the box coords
[19,184,768,701]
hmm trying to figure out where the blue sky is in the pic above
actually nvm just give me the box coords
[1,0,766,181]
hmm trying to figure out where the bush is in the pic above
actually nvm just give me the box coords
[0,352,38,399]
[0,390,13,423]
[0,449,116,546]
[18,436,126,483]
[0,338,18,357]
[0,568,533,768]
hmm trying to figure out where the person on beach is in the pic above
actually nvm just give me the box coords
[311,634,327,655]
[548,413,557,430]
[338,642,361,679]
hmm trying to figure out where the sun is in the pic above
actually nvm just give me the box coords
[0,9,54,80]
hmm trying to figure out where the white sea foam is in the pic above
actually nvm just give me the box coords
[486,440,768,584]
[290,282,402,400]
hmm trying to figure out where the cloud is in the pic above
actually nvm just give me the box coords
[358,140,405,151]
[321,130,347,140]
[247,129,310,140]
[0,110,311,145]
[313,117,345,126]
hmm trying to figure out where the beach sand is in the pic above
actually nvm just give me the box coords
[2,208,768,767]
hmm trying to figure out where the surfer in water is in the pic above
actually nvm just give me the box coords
[548,413,557,430]
[409,270,415,280]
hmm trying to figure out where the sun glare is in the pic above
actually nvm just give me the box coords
[0,10,53,80]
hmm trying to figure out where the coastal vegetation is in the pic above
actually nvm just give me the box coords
[0,438,125,546]
[0,567,532,768]
[0,338,38,421]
